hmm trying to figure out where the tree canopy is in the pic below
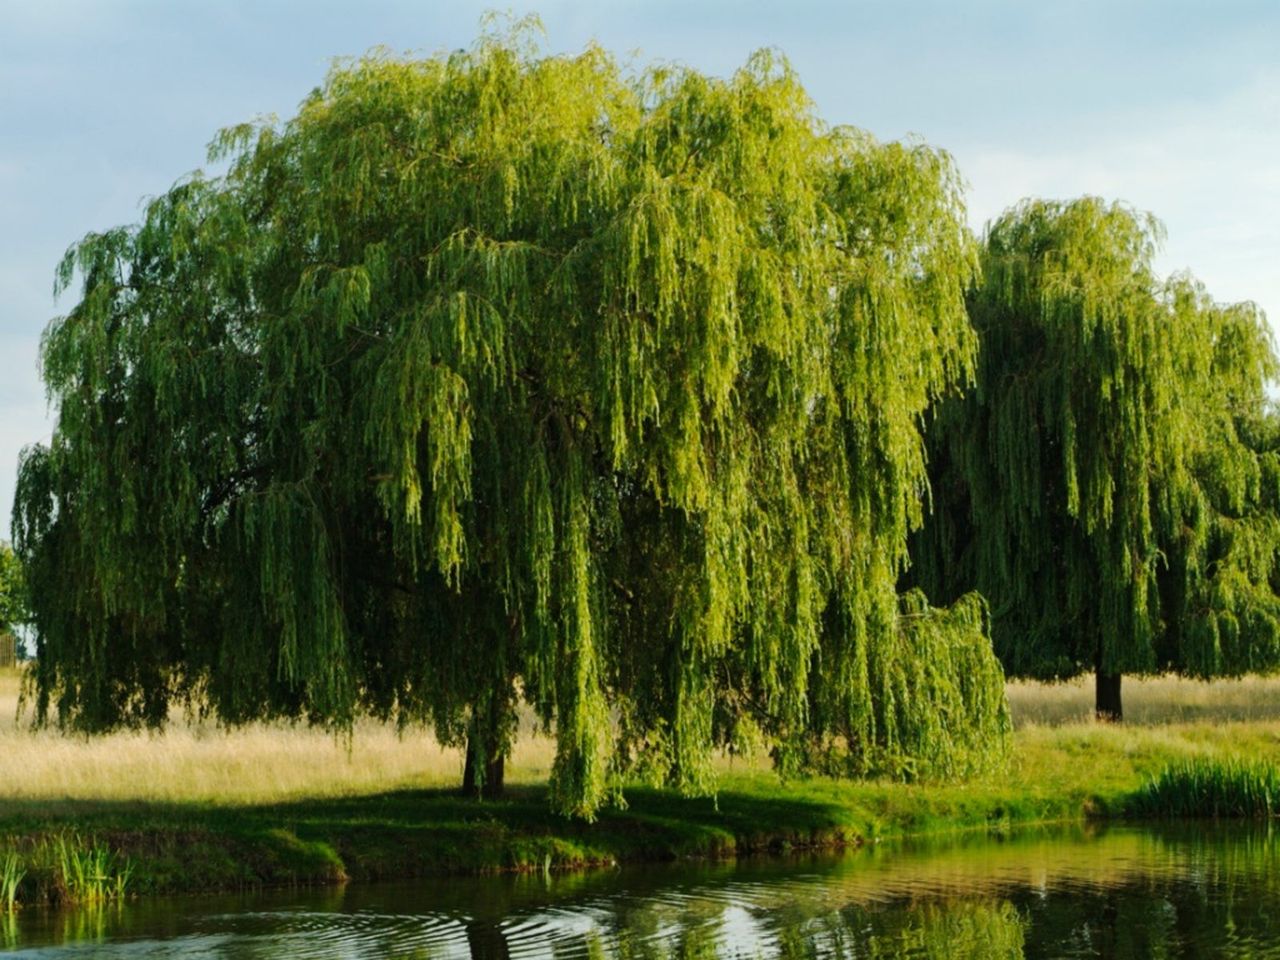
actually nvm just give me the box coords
[911,197,1280,718]
[13,25,1010,817]
[1157,278,1280,679]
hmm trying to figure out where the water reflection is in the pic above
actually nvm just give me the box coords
[4,824,1280,958]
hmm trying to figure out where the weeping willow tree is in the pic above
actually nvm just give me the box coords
[912,197,1280,720]
[13,23,1009,817]
[1157,278,1280,678]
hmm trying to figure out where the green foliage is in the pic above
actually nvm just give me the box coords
[1158,280,1280,678]
[0,543,24,641]
[796,590,1011,781]
[913,197,1280,690]
[1128,758,1280,818]
[14,22,1008,816]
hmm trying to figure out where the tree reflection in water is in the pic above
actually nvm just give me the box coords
[7,826,1280,958]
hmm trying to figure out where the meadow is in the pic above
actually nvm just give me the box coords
[1005,674,1280,727]
[3,666,1280,901]
[0,668,561,805]
[5,668,1280,806]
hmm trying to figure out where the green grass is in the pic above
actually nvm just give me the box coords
[0,719,1277,904]
[1126,757,1280,819]
[2,670,1280,904]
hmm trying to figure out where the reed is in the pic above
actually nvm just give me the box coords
[0,853,23,911]
[51,835,132,904]
[1127,757,1280,819]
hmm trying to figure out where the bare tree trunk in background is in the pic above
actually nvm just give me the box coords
[1095,668,1123,722]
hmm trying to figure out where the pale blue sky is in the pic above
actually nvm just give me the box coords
[2,0,1278,536]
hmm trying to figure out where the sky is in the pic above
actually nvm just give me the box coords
[2,0,1278,539]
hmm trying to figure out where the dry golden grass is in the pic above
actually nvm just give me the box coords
[5,665,1280,808]
[0,667,557,805]
[1006,673,1280,728]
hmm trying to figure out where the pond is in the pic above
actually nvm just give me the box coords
[3,823,1279,958]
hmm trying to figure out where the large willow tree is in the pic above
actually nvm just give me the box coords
[13,25,1009,816]
[912,197,1280,719]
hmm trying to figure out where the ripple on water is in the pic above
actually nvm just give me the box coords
[5,826,1280,959]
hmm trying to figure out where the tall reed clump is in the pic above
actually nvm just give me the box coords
[1128,757,1280,818]
[51,835,133,904]
[0,853,23,910]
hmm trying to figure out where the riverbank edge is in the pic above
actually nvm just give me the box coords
[0,774,1130,906]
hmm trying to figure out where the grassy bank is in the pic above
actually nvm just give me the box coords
[3,668,1280,903]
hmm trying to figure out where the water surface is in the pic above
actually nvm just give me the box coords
[4,824,1279,958]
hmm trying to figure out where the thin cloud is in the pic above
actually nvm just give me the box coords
[961,70,1280,317]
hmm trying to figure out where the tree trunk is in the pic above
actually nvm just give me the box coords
[481,752,505,799]
[1095,668,1123,722]
[462,738,476,795]
[462,630,517,800]
[462,730,507,800]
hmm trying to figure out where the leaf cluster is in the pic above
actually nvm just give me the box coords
[0,543,24,639]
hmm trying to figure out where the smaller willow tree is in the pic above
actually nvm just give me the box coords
[1157,278,1280,677]
[912,197,1280,719]
[14,25,1009,816]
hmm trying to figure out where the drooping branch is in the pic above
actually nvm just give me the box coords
[15,24,1011,818]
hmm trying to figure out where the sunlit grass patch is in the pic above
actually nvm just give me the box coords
[1006,673,1280,727]
[3,662,1280,893]
[0,667,558,806]
[4,664,1280,825]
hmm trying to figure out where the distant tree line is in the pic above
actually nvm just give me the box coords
[0,542,25,665]
[10,23,1278,813]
